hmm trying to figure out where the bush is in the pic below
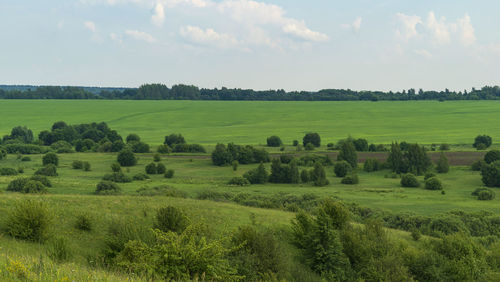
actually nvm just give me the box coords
[304,143,315,151]
[102,172,132,183]
[401,173,420,187]
[0,148,6,160]
[164,133,186,146]
[111,162,121,172]
[30,175,52,187]
[126,133,140,143]
[337,141,358,168]
[471,188,496,200]
[35,164,58,176]
[473,135,492,149]
[153,206,189,234]
[50,140,74,153]
[363,158,381,172]
[311,162,329,187]
[439,143,450,151]
[3,144,48,154]
[156,163,166,174]
[153,153,161,162]
[424,171,436,180]
[72,160,83,169]
[117,149,137,166]
[42,152,58,166]
[228,177,250,186]
[23,180,47,193]
[75,213,93,231]
[47,237,72,262]
[471,160,486,171]
[481,163,500,187]
[133,173,150,181]
[436,153,449,173]
[293,140,299,146]
[74,139,96,152]
[164,169,175,178]
[334,161,352,177]
[341,174,359,184]
[145,163,157,174]
[0,167,18,176]
[171,143,206,153]
[302,133,320,147]
[232,160,239,171]
[95,181,122,195]
[83,161,91,171]
[6,200,52,242]
[300,170,310,183]
[243,163,268,184]
[425,177,443,190]
[21,156,31,162]
[266,136,282,147]
[485,150,500,164]
[353,138,369,151]
[157,144,172,154]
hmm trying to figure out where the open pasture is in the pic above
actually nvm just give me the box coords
[0,100,499,146]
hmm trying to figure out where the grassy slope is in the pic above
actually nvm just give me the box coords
[0,100,500,145]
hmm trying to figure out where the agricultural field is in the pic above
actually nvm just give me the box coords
[0,100,500,146]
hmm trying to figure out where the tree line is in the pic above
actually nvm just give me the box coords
[2,84,500,101]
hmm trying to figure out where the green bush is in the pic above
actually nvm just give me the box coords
[102,172,132,183]
[341,174,359,184]
[6,200,52,242]
[471,188,495,201]
[156,163,166,174]
[311,162,329,187]
[337,141,358,168]
[436,153,449,173]
[153,206,189,234]
[425,177,443,190]
[153,153,161,162]
[363,158,381,172]
[42,152,59,166]
[424,171,436,180]
[300,170,310,183]
[293,140,299,146]
[83,161,91,171]
[145,163,157,174]
[0,167,18,176]
[439,143,450,151]
[4,143,48,154]
[243,163,268,184]
[95,181,122,195]
[21,156,31,162]
[267,135,283,147]
[485,150,500,164]
[228,177,250,186]
[133,173,150,181]
[164,169,175,179]
[111,162,121,172]
[303,133,321,147]
[232,160,239,171]
[34,164,58,176]
[473,135,492,150]
[305,143,315,151]
[50,140,74,153]
[130,141,150,153]
[126,133,141,143]
[157,144,172,154]
[401,173,420,187]
[72,160,83,169]
[6,178,29,192]
[30,175,52,187]
[23,180,47,193]
[471,160,486,171]
[334,161,351,177]
[117,149,137,167]
[75,213,93,231]
[47,237,72,262]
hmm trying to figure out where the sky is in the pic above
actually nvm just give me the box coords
[1,0,500,91]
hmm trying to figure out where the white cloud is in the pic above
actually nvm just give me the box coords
[414,49,432,58]
[110,33,123,43]
[396,13,422,41]
[125,30,156,43]
[341,16,362,33]
[457,14,476,46]
[151,2,165,26]
[426,11,450,45]
[164,0,211,8]
[84,21,96,32]
[180,25,240,49]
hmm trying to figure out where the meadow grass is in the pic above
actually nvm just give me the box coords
[0,100,499,146]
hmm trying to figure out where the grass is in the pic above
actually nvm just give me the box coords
[0,100,500,145]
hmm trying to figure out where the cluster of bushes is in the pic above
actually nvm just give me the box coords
[387,142,432,175]
[71,160,91,171]
[212,143,269,166]
[473,134,492,150]
[269,159,299,184]
[296,154,332,167]
[363,158,382,172]
[35,164,58,176]
[162,134,205,153]
[472,188,496,201]
[0,167,18,176]
[7,176,52,193]
[145,162,166,174]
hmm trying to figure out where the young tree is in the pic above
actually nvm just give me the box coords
[303,133,321,147]
[126,133,141,143]
[405,143,431,175]
[473,135,492,150]
[266,136,283,147]
[387,142,406,174]
[311,162,329,186]
[436,152,449,173]
[337,142,357,169]
[117,149,137,167]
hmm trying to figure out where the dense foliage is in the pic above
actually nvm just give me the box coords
[212,143,269,166]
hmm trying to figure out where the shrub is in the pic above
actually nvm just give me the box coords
[75,213,93,231]
[157,144,172,154]
[35,164,58,176]
[72,160,83,169]
[111,162,122,172]
[23,180,47,193]
[473,135,492,149]
[21,156,31,162]
[293,140,299,146]
[3,144,48,154]
[0,148,6,160]
[42,152,58,166]
[117,149,137,167]
[302,133,320,147]
[484,150,500,164]
[401,173,419,187]
[337,141,358,168]
[30,175,52,187]
[228,177,250,186]
[341,174,359,184]
[47,237,72,262]
[243,163,268,184]
[164,169,175,178]
[153,206,189,234]
[232,160,239,171]
[164,133,186,146]
[111,140,125,152]
[74,139,96,152]
[481,163,500,187]
[0,167,18,176]
[300,170,310,183]
[471,160,486,171]
[304,143,315,151]
[102,172,132,183]
[153,153,161,162]
[353,138,369,151]
[6,200,52,242]
[266,136,282,147]
[363,158,381,172]
[145,163,157,174]
[6,178,29,192]
[156,163,166,174]
[133,173,150,181]
[471,188,496,200]
[311,162,329,187]
[171,143,206,153]
[334,161,352,177]
[126,133,140,143]
[95,181,122,195]
[436,153,449,173]
[136,186,187,197]
[425,177,443,190]
[424,171,436,180]
[83,161,91,171]
[439,143,450,151]
[50,140,74,153]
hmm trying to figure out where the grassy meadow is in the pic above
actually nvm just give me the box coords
[0,100,499,146]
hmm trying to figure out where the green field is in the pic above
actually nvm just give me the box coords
[1,100,499,145]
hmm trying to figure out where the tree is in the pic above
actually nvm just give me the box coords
[303,133,321,147]
[289,159,300,184]
[145,163,157,174]
[5,126,34,143]
[164,134,186,146]
[211,144,232,166]
[387,142,406,173]
[334,161,352,177]
[42,152,59,166]
[243,163,268,184]
[126,134,141,143]
[353,138,369,151]
[436,153,449,173]
[481,162,500,187]
[117,149,137,167]
[300,170,310,183]
[484,150,500,164]
[473,135,492,149]
[266,136,282,147]
[337,142,357,168]
[51,121,68,131]
[401,173,419,187]
[311,162,329,186]
[405,144,431,175]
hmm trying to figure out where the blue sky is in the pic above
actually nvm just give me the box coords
[1,0,499,91]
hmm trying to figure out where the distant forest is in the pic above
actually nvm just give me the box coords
[1,84,500,101]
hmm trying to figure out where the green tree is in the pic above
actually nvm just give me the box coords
[334,161,352,177]
[436,152,449,173]
[303,133,321,147]
[266,136,283,147]
[473,135,492,149]
[42,152,59,166]
[337,142,357,169]
[117,149,137,167]
[387,142,406,173]
[311,162,329,186]
[405,144,431,175]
